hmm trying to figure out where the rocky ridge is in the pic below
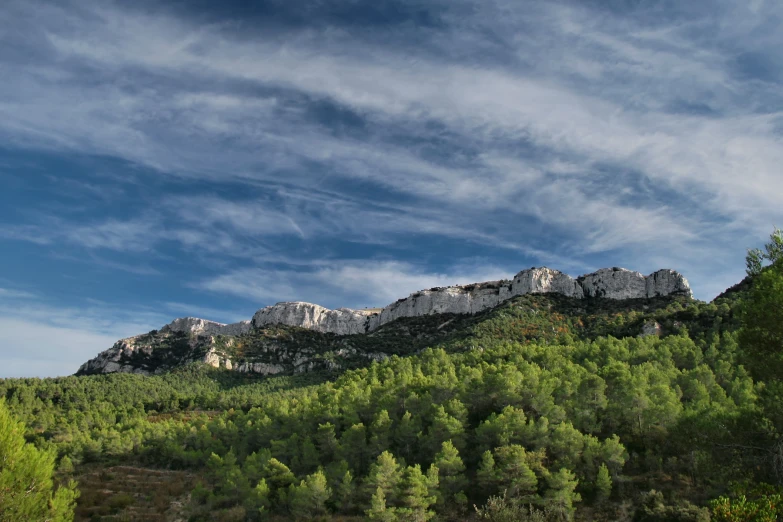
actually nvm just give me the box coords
[165,266,690,337]
[77,266,691,376]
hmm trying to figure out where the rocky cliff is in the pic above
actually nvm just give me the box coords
[77,266,691,375]
[247,266,690,335]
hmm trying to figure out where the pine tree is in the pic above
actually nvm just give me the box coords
[395,411,421,463]
[340,423,369,473]
[544,468,581,521]
[433,440,468,509]
[595,464,612,503]
[369,410,393,457]
[263,458,296,507]
[245,478,271,517]
[367,487,397,522]
[741,245,783,382]
[298,437,320,473]
[494,445,538,498]
[477,449,498,496]
[365,451,403,507]
[423,405,466,459]
[289,470,332,519]
[57,455,75,475]
[333,469,355,514]
[0,399,79,521]
[397,464,437,522]
[315,423,341,462]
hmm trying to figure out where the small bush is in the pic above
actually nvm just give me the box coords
[107,492,135,510]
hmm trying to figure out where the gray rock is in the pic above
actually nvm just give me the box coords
[234,362,286,375]
[645,269,693,298]
[512,267,584,298]
[579,267,647,299]
[639,321,663,337]
[164,317,253,336]
[252,302,371,335]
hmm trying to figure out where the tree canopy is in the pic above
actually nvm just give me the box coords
[0,399,78,522]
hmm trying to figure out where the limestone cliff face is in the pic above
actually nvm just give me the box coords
[241,266,690,336]
[645,269,692,297]
[78,265,692,375]
[252,302,373,335]
[77,337,156,375]
[164,317,253,337]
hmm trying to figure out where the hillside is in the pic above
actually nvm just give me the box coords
[3,267,766,522]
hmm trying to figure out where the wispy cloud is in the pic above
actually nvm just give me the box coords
[2,0,777,243]
[0,318,120,378]
[0,287,38,299]
[197,259,511,310]
[1,0,782,377]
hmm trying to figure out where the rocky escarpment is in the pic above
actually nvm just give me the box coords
[247,266,690,335]
[77,265,691,376]
[75,322,393,377]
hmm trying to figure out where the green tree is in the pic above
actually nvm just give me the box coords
[740,229,783,482]
[367,487,397,522]
[244,479,271,518]
[340,423,370,473]
[289,470,332,519]
[0,399,79,521]
[57,455,75,475]
[397,464,437,522]
[332,469,356,514]
[741,248,783,382]
[365,451,403,506]
[395,411,421,463]
[433,440,468,509]
[746,227,783,276]
[711,494,780,522]
[369,410,393,457]
[477,449,499,496]
[423,404,466,459]
[262,458,296,506]
[595,464,612,503]
[493,445,539,499]
[543,468,581,521]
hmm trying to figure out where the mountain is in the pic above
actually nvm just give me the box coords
[4,266,760,522]
[77,266,692,376]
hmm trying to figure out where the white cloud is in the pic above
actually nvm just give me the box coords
[1,0,775,243]
[198,260,512,309]
[0,296,174,378]
[0,318,120,377]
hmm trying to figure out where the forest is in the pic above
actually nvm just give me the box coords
[2,230,783,521]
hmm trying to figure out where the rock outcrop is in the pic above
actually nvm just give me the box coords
[639,321,663,337]
[78,265,692,375]
[252,303,374,335]
[77,338,155,376]
[164,317,253,337]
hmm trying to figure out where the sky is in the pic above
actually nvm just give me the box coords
[1,0,782,378]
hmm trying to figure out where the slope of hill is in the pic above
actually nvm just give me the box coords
[3,265,761,522]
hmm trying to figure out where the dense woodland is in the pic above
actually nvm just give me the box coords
[2,230,783,521]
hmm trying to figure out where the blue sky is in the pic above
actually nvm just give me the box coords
[1,0,782,377]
